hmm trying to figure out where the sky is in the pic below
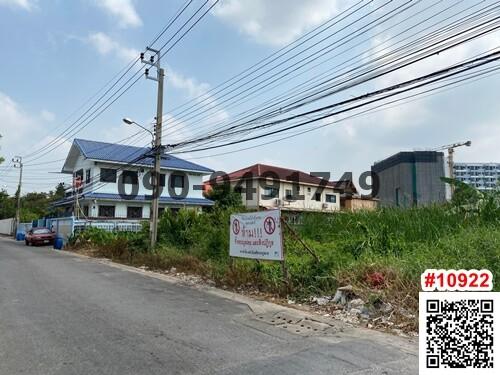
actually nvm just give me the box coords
[0,0,499,195]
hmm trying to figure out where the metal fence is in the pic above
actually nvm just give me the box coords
[73,220,143,234]
[44,217,143,244]
[17,222,33,235]
[47,217,75,242]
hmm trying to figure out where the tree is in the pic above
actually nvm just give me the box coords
[52,182,66,201]
[0,190,15,219]
[47,183,66,217]
[204,184,243,209]
[0,184,68,221]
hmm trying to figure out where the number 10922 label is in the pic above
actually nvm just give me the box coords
[421,269,493,292]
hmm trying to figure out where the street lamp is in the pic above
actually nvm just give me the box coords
[122,116,161,250]
[122,118,154,140]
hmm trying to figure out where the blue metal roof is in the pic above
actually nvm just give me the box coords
[53,193,214,207]
[73,138,213,173]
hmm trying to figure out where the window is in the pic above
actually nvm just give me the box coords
[82,205,89,217]
[326,194,336,203]
[33,228,51,234]
[314,192,321,202]
[73,169,84,192]
[263,187,279,198]
[160,174,166,187]
[75,169,84,180]
[170,174,185,188]
[122,170,138,185]
[158,207,165,217]
[127,206,143,219]
[85,169,91,184]
[98,205,115,218]
[285,189,293,200]
[100,168,117,183]
[295,185,300,193]
[307,187,311,193]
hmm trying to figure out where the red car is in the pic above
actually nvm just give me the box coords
[25,228,56,246]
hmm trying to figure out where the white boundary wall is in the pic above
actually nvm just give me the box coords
[0,218,15,236]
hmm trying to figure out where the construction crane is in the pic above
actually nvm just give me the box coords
[433,140,472,197]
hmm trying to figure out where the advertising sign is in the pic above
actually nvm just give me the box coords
[229,210,283,261]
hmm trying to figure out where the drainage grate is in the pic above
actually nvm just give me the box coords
[255,311,341,336]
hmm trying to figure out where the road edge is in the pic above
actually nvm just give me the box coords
[51,246,417,354]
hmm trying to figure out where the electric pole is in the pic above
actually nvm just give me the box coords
[12,156,23,236]
[141,47,165,249]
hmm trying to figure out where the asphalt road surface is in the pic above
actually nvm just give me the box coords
[0,237,418,374]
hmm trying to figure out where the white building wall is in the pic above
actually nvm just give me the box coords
[71,157,205,200]
[69,155,209,219]
[231,179,340,212]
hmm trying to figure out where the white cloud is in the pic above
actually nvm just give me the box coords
[87,32,139,62]
[0,92,35,147]
[212,0,340,46]
[168,69,228,121]
[0,0,35,11]
[371,29,500,88]
[94,0,142,28]
[168,70,212,101]
[165,69,230,138]
[40,109,55,122]
[0,92,68,167]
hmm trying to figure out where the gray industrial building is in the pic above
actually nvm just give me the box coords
[453,163,499,190]
[372,151,447,207]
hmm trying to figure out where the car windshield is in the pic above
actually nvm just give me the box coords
[33,228,51,234]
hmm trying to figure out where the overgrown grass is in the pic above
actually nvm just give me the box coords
[68,190,500,324]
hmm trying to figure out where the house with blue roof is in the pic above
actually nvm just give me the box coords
[53,139,214,219]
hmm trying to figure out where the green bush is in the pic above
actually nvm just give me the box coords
[157,208,203,247]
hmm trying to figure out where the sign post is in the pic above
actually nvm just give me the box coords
[229,209,283,261]
[229,209,319,295]
[229,209,287,293]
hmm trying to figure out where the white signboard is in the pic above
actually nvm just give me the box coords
[229,210,283,261]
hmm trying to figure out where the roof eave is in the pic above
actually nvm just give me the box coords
[89,158,213,174]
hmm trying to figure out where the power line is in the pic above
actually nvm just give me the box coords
[160,0,370,122]
[163,0,495,143]
[183,62,500,161]
[21,0,213,162]
[163,0,466,141]
[171,8,500,149]
[170,50,500,153]
[160,0,396,130]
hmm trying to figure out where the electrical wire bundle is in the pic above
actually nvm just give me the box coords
[2,0,500,195]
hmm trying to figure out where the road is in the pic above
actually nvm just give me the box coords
[0,237,418,374]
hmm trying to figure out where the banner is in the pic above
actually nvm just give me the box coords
[229,210,283,261]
